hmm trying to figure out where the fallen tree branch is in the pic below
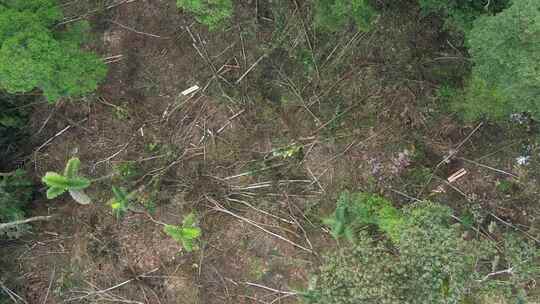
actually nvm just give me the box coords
[477,267,513,282]
[245,281,298,295]
[0,215,57,231]
[108,20,166,39]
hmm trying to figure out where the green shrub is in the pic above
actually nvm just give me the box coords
[418,0,509,33]
[309,194,540,303]
[304,232,401,304]
[0,170,33,238]
[176,0,233,30]
[323,192,403,242]
[0,0,108,102]
[314,0,378,32]
[486,232,540,300]
[453,0,540,121]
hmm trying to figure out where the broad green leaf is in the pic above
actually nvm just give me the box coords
[164,225,185,244]
[63,157,81,179]
[164,224,201,252]
[181,227,201,239]
[66,177,90,190]
[42,172,69,188]
[46,186,66,199]
[322,217,336,226]
[332,221,344,238]
[344,227,356,242]
[68,189,91,205]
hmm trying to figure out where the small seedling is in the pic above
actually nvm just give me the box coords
[496,179,518,195]
[145,142,159,152]
[110,186,130,217]
[42,158,91,205]
[272,143,302,159]
[113,103,129,120]
[108,186,149,218]
[163,212,202,252]
[114,161,141,182]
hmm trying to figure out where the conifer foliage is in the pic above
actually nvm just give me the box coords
[0,0,107,102]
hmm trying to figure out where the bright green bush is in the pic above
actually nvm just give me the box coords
[309,194,540,303]
[314,0,378,32]
[0,170,33,238]
[323,192,403,242]
[176,0,233,30]
[0,0,108,102]
[454,0,540,120]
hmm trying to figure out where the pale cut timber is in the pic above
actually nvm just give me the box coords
[447,168,467,183]
[181,85,200,96]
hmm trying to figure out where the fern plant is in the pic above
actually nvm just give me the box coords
[323,192,403,242]
[41,157,91,205]
[163,212,202,252]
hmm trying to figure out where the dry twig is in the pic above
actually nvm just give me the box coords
[207,196,312,253]
[0,215,57,231]
[108,20,166,39]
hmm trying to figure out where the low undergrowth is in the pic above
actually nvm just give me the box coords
[307,192,540,304]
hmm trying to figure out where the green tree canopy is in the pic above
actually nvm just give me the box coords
[419,0,509,32]
[306,195,540,304]
[0,0,107,102]
[454,0,540,120]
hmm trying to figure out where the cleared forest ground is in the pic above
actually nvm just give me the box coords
[1,0,539,303]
